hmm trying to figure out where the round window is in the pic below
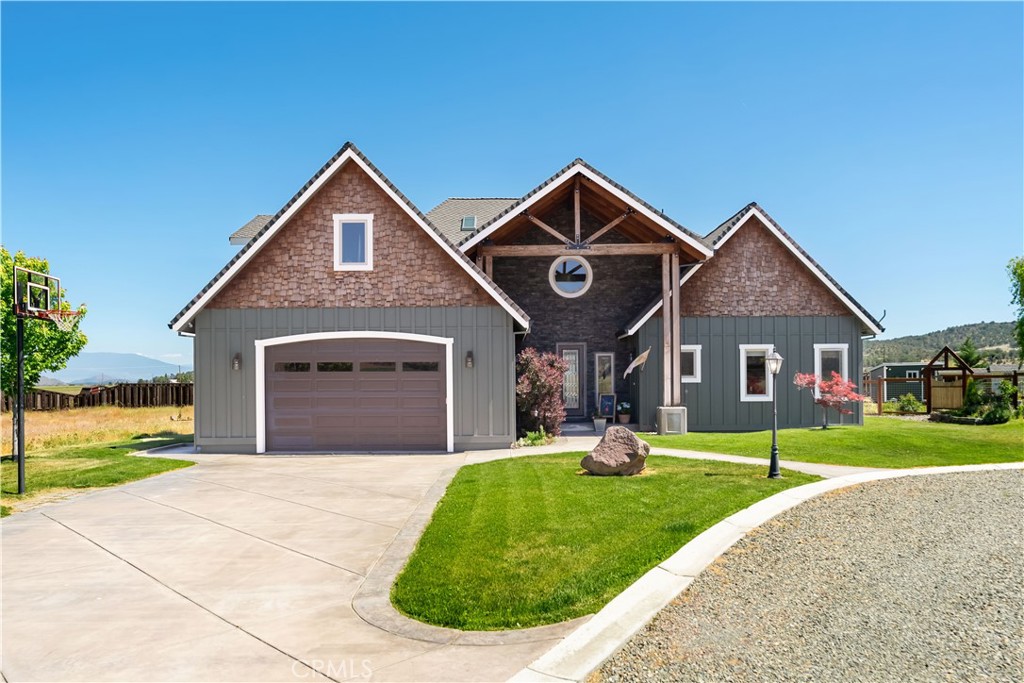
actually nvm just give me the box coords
[549,256,593,298]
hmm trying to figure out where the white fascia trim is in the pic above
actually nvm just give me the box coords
[717,208,883,336]
[813,343,850,399]
[620,265,703,338]
[255,331,455,454]
[172,149,528,332]
[460,164,713,258]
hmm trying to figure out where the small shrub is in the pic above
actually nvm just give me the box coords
[515,426,551,448]
[962,378,983,415]
[896,393,924,414]
[980,403,1011,425]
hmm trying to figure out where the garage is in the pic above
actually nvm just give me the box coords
[258,335,450,452]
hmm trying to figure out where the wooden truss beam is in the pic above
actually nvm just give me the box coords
[583,210,632,246]
[478,242,679,257]
[524,213,572,245]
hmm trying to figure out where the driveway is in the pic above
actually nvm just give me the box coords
[0,447,573,682]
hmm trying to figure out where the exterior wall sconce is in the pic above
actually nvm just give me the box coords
[232,353,242,371]
[465,351,474,369]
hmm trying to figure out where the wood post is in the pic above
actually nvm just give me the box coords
[670,251,681,405]
[877,377,884,415]
[661,253,671,407]
[574,176,581,244]
[484,255,493,279]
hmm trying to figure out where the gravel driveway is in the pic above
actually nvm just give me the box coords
[595,470,1024,683]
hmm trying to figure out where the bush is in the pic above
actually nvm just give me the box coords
[980,403,1011,425]
[515,426,552,448]
[515,348,568,437]
[896,393,924,413]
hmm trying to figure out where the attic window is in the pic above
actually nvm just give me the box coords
[460,216,477,231]
[333,213,374,271]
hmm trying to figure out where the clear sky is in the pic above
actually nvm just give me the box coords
[3,1,1022,370]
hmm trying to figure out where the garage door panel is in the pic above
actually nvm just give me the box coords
[265,337,447,451]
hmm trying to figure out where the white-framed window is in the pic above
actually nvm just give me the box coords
[595,352,615,401]
[813,343,849,396]
[740,344,774,402]
[460,215,477,231]
[906,370,920,379]
[680,345,702,383]
[549,255,593,298]
[333,213,374,271]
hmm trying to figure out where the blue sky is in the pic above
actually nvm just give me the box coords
[3,1,1022,370]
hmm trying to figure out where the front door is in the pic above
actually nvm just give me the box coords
[557,343,587,418]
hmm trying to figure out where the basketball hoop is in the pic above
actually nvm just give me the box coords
[38,309,81,333]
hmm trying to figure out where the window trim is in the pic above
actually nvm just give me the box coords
[813,343,849,398]
[680,344,702,384]
[739,344,774,402]
[549,255,593,298]
[333,213,374,271]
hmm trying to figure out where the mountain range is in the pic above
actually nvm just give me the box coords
[41,352,192,385]
[864,321,1018,367]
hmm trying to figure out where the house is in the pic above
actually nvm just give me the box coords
[170,143,883,453]
[864,362,927,402]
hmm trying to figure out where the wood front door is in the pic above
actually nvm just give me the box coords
[557,343,587,418]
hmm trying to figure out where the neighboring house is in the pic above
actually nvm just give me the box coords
[171,142,883,453]
[864,362,927,402]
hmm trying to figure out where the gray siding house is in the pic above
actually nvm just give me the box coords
[171,143,883,453]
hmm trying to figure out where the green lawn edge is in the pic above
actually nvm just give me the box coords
[0,435,195,516]
[392,453,818,631]
[642,416,1023,468]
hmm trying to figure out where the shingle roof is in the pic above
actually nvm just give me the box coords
[170,142,529,331]
[425,198,517,244]
[229,215,273,245]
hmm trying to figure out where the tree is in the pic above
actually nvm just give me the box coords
[957,337,985,368]
[794,371,865,429]
[515,348,568,436]
[1009,257,1024,366]
[1,247,88,397]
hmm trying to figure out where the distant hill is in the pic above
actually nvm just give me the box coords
[864,322,1018,367]
[41,352,193,385]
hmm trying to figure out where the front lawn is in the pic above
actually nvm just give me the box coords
[0,435,195,516]
[392,453,817,630]
[643,416,1023,468]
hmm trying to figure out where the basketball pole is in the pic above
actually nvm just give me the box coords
[16,312,26,494]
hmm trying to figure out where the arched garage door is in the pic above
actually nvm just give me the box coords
[263,337,448,452]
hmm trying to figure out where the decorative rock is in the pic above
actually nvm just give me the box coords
[581,426,650,476]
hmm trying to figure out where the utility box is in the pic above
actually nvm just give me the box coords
[657,406,687,435]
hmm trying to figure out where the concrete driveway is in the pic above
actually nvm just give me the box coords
[0,447,573,682]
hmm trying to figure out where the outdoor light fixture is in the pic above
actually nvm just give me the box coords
[232,353,242,371]
[465,351,474,369]
[766,349,784,479]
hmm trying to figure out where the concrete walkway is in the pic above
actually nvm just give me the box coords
[0,438,877,682]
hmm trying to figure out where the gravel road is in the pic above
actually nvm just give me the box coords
[595,470,1023,683]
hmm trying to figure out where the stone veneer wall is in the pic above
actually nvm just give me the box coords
[681,215,848,317]
[210,162,494,309]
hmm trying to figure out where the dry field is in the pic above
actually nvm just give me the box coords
[1,405,194,453]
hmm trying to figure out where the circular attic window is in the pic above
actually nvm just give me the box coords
[549,256,593,298]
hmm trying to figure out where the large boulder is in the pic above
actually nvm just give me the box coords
[581,426,649,476]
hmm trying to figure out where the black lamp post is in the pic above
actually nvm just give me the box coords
[766,349,784,479]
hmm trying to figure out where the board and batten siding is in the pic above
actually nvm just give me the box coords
[194,306,515,452]
[637,316,865,431]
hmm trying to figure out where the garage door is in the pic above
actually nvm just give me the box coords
[264,338,447,451]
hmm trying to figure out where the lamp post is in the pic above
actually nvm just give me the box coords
[765,349,784,479]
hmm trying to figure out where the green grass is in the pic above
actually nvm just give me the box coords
[392,453,817,630]
[643,416,1023,468]
[0,434,195,515]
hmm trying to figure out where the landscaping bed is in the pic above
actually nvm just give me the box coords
[392,453,817,630]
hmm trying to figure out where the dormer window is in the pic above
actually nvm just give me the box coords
[333,213,374,271]
[460,215,477,231]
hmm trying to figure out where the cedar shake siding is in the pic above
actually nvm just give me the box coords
[210,163,494,310]
[681,215,849,318]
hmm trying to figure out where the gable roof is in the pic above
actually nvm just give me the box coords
[425,198,517,244]
[621,202,884,337]
[229,214,273,245]
[457,158,713,258]
[170,143,529,332]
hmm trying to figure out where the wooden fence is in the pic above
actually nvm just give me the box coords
[0,383,194,412]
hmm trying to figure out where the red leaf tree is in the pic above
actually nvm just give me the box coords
[794,371,865,429]
[515,347,569,436]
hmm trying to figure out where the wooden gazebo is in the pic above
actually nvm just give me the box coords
[922,345,974,412]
